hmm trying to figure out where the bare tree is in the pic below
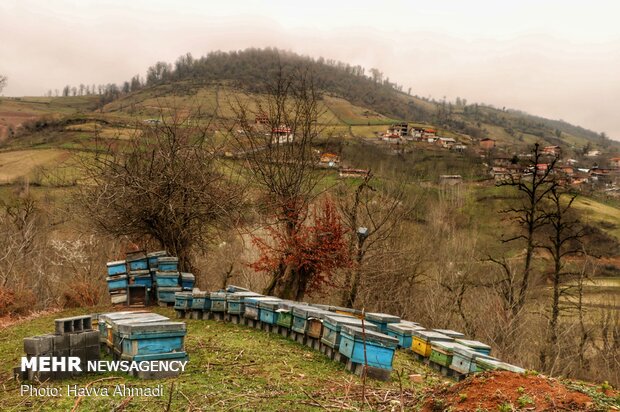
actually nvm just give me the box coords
[492,143,559,315]
[538,186,585,372]
[337,173,414,307]
[78,104,243,272]
[232,65,337,300]
[0,75,7,93]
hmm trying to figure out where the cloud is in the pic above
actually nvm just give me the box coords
[0,0,618,138]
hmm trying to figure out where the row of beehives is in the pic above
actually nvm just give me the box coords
[15,315,99,382]
[97,310,188,379]
[106,250,195,307]
[174,286,524,381]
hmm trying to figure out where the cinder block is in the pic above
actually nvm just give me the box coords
[80,331,100,348]
[13,366,27,381]
[24,335,54,355]
[53,334,70,351]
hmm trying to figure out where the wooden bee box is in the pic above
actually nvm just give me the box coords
[411,330,453,357]
[338,325,398,370]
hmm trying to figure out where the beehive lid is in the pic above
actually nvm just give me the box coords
[327,306,363,316]
[118,321,186,335]
[107,260,126,267]
[399,320,421,327]
[158,286,182,292]
[112,314,170,330]
[499,363,526,373]
[147,250,168,257]
[181,273,195,280]
[324,315,380,331]
[157,256,179,263]
[476,358,505,370]
[307,308,332,320]
[175,291,193,298]
[455,339,492,351]
[433,329,465,338]
[225,285,250,293]
[244,296,278,305]
[413,330,453,342]
[106,275,127,281]
[129,269,150,275]
[387,322,423,335]
[292,305,315,318]
[227,291,262,301]
[192,291,208,298]
[156,271,180,277]
[258,299,283,310]
[126,253,147,262]
[309,303,331,311]
[210,291,227,299]
[431,340,470,354]
[365,312,401,323]
[98,311,149,324]
[340,325,399,347]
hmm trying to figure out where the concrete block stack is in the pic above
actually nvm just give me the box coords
[18,315,99,381]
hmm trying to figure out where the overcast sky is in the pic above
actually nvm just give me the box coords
[1,0,619,138]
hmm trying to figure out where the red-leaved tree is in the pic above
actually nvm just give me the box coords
[251,198,351,300]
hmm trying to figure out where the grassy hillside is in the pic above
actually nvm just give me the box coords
[1,307,617,411]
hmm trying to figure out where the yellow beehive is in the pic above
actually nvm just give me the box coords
[412,336,433,357]
[411,330,453,357]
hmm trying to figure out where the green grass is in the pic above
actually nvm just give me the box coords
[0,307,440,411]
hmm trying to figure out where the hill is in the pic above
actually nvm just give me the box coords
[1,307,617,411]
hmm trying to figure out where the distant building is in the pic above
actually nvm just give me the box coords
[480,138,496,150]
[271,127,293,144]
[586,150,601,157]
[388,122,409,137]
[610,157,620,168]
[543,145,562,157]
[382,133,403,144]
[320,152,340,167]
[436,137,457,148]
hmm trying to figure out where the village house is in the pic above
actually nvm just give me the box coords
[493,157,514,167]
[586,150,601,157]
[479,138,496,150]
[410,127,424,140]
[436,137,457,148]
[388,122,409,137]
[542,145,562,157]
[319,152,340,167]
[422,128,437,139]
[557,165,574,176]
[271,126,293,144]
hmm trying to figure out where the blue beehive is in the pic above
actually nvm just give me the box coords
[174,291,193,310]
[321,315,379,349]
[226,291,263,315]
[127,253,149,271]
[155,271,180,287]
[107,260,127,276]
[157,286,181,303]
[180,273,195,290]
[243,296,277,320]
[386,323,424,348]
[291,305,317,334]
[157,257,179,272]
[365,312,401,334]
[258,299,283,324]
[147,251,167,269]
[191,291,208,310]
[107,275,128,291]
[117,321,187,357]
[210,291,227,312]
[129,270,152,288]
[338,325,399,370]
